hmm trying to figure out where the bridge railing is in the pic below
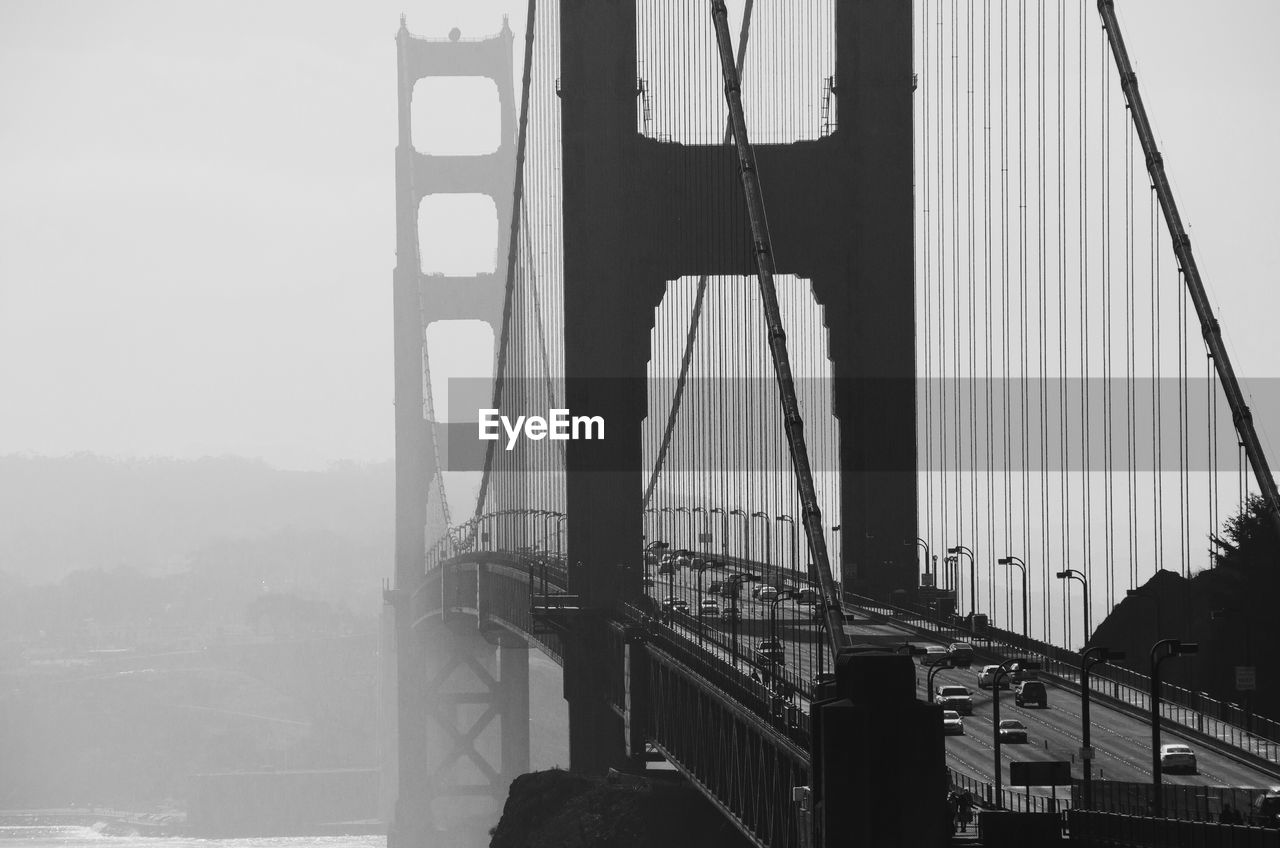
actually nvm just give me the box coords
[621,600,812,746]
[947,766,1073,815]
[846,592,1280,769]
[1076,780,1278,825]
[1066,809,1280,848]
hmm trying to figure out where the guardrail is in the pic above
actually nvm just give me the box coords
[846,592,1280,771]
[1067,809,1280,847]
[1078,780,1279,826]
[947,766,1072,814]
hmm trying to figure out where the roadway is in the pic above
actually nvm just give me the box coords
[644,562,1280,802]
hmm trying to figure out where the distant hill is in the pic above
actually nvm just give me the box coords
[0,454,394,585]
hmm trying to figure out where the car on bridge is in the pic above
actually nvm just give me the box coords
[978,664,1012,690]
[755,639,785,666]
[661,596,689,614]
[920,645,950,666]
[935,685,974,715]
[1010,661,1039,682]
[1014,680,1047,708]
[754,585,781,602]
[997,719,1029,744]
[947,642,975,668]
[722,606,742,623]
[1250,788,1280,827]
[699,598,721,617]
[1159,743,1198,775]
[942,710,964,736]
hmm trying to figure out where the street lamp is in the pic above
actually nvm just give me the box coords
[947,545,977,621]
[997,556,1029,640]
[644,539,669,589]
[710,507,729,559]
[907,537,932,586]
[751,510,773,587]
[943,554,957,593]
[776,515,797,586]
[1149,639,1199,815]
[926,657,954,702]
[692,505,709,558]
[991,658,1041,808]
[729,508,749,565]
[1080,646,1126,809]
[1056,569,1090,647]
[767,589,797,665]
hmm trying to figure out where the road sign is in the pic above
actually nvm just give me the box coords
[699,532,713,543]
[1078,746,1095,761]
[1009,760,1072,787]
[1236,666,1257,692]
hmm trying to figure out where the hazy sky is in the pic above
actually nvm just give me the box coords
[1,1,1277,471]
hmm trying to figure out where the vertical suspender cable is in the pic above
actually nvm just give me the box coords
[475,0,539,520]
[709,0,848,654]
[1097,0,1280,542]
[642,0,755,511]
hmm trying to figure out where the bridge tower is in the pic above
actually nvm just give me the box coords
[389,16,527,847]
[558,0,917,769]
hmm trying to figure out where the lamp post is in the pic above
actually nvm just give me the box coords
[692,505,709,558]
[777,515,797,587]
[644,540,669,591]
[1149,639,1199,815]
[1056,569,1090,648]
[710,507,729,560]
[767,589,796,660]
[992,658,1041,808]
[729,508,749,566]
[908,537,932,586]
[997,556,1029,640]
[727,574,743,664]
[693,557,708,641]
[926,658,954,703]
[1080,646,1125,809]
[947,545,977,621]
[751,510,773,587]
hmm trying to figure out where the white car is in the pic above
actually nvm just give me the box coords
[699,598,721,617]
[942,710,964,736]
[1159,744,1198,775]
[935,685,973,715]
[978,664,1011,690]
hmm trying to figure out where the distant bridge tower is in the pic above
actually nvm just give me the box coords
[388,15,526,847]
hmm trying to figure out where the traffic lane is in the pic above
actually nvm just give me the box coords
[924,662,1278,790]
[648,576,1279,790]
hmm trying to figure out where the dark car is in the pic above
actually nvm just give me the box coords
[755,639,785,666]
[1010,661,1040,683]
[948,642,975,668]
[997,719,1029,744]
[1014,679,1047,708]
[722,606,743,623]
[1250,789,1280,827]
